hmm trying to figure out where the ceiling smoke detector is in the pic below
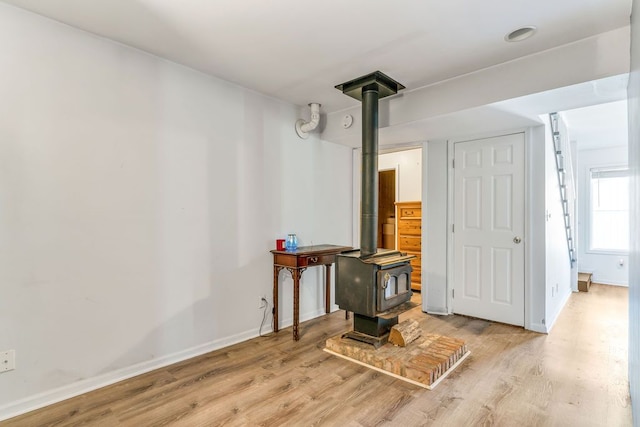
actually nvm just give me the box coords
[504,26,537,42]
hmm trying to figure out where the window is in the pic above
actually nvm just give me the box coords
[589,166,629,253]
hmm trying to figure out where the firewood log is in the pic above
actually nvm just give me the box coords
[389,319,422,347]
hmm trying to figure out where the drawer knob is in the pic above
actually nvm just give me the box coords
[309,256,318,263]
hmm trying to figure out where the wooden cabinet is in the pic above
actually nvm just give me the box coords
[396,201,422,291]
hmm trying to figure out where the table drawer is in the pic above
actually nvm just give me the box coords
[298,254,336,267]
[273,253,337,267]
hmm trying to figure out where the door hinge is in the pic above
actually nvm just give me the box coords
[452,159,455,168]
[452,224,455,233]
[452,289,455,299]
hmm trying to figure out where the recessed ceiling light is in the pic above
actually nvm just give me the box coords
[504,26,537,42]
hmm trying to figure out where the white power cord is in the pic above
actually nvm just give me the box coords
[259,297,272,337]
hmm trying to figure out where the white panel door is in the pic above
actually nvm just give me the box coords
[453,133,525,326]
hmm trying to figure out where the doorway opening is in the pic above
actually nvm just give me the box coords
[561,100,629,287]
[378,169,396,250]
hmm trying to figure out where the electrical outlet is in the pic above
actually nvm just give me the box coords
[0,350,15,373]
[258,295,267,309]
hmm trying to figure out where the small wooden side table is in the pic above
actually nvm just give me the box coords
[271,244,352,340]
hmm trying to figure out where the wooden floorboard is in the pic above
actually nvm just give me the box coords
[2,284,632,426]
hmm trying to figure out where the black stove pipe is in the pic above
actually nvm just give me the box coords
[360,85,379,258]
[335,72,404,258]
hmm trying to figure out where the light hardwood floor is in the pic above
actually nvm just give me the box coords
[3,284,632,426]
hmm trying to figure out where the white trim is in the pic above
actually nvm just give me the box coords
[352,148,361,248]
[421,142,428,313]
[524,127,533,331]
[529,322,548,334]
[585,162,630,254]
[393,164,401,205]
[0,307,328,422]
[589,279,629,287]
[0,331,255,421]
[425,307,449,316]
[280,308,328,328]
[543,287,573,333]
[446,139,455,314]
[378,164,401,250]
[585,248,630,256]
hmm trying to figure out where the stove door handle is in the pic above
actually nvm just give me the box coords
[382,272,391,289]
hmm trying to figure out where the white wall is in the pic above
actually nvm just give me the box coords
[378,148,422,202]
[576,146,629,285]
[570,138,579,290]
[423,141,448,314]
[528,126,548,332]
[0,4,353,419]
[627,0,639,423]
[323,27,630,146]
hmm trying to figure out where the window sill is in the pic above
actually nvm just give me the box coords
[585,249,629,256]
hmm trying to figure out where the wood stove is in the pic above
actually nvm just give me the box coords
[334,71,416,347]
[336,250,414,317]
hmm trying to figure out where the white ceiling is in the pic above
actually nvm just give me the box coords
[562,100,629,150]
[0,0,632,114]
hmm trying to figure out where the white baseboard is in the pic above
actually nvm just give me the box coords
[278,307,327,329]
[544,288,573,333]
[529,322,548,334]
[425,306,448,315]
[0,327,262,421]
[592,279,629,287]
[1,306,333,422]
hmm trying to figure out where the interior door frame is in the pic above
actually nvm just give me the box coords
[351,147,403,249]
[378,165,400,249]
[446,128,534,331]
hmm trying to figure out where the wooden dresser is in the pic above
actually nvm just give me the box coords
[395,201,422,291]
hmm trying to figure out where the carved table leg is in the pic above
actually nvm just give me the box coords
[273,266,283,333]
[291,268,304,341]
[324,264,331,314]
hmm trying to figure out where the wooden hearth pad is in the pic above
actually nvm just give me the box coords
[324,333,469,390]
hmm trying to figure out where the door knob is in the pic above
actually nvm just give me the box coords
[513,236,522,244]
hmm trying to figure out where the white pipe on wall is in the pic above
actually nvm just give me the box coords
[295,103,321,139]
